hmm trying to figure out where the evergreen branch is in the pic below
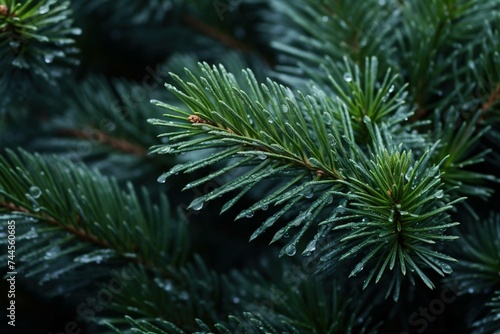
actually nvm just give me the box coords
[398,0,498,116]
[472,291,500,334]
[431,109,498,200]
[322,141,462,297]
[42,75,165,152]
[0,0,81,86]
[446,213,500,295]
[97,257,234,330]
[268,0,398,88]
[106,275,380,334]
[112,313,301,334]
[151,63,463,297]
[0,149,189,278]
[0,199,112,249]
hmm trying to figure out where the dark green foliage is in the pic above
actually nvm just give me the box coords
[447,213,500,294]
[1,0,500,333]
[0,150,189,278]
[0,0,80,90]
[473,291,500,333]
[149,60,465,298]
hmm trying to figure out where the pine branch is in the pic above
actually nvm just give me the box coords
[268,0,398,88]
[0,198,112,248]
[446,213,500,295]
[0,0,81,87]
[150,62,465,298]
[430,109,498,201]
[398,0,498,116]
[0,149,190,275]
[472,291,500,334]
[105,274,381,334]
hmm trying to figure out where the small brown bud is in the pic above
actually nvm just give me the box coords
[316,170,325,178]
[188,115,207,124]
[0,5,8,16]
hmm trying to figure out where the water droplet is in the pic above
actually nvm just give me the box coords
[157,173,167,183]
[24,227,38,239]
[257,152,267,160]
[44,246,60,260]
[25,194,40,212]
[428,166,439,178]
[154,278,173,292]
[351,262,364,276]
[304,239,316,254]
[388,85,395,93]
[284,232,290,238]
[268,118,274,124]
[40,171,45,176]
[29,186,42,199]
[343,73,353,82]
[70,28,82,35]
[39,5,50,14]
[178,291,189,300]
[441,263,452,274]
[262,204,268,211]
[323,112,332,125]
[285,244,296,256]
[337,200,347,214]
[232,296,240,304]
[435,190,444,199]
[322,16,329,22]
[282,104,288,113]
[44,55,54,63]
[245,211,254,218]
[388,209,395,222]
[9,41,20,49]
[191,197,204,211]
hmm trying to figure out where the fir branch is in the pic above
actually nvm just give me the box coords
[472,291,500,334]
[151,62,464,297]
[0,0,81,86]
[0,199,112,249]
[268,0,398,88]
[0,149,189,273]
[446,213,500,295]
[106,274,381,334]
[431,109,497,201]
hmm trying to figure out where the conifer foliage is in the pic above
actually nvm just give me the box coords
[1,0,499,333]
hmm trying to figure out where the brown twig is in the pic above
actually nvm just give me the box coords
[0,199,111,248]
[60,129,148,156]
[481,84,500,113]
[181,15,251,52]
